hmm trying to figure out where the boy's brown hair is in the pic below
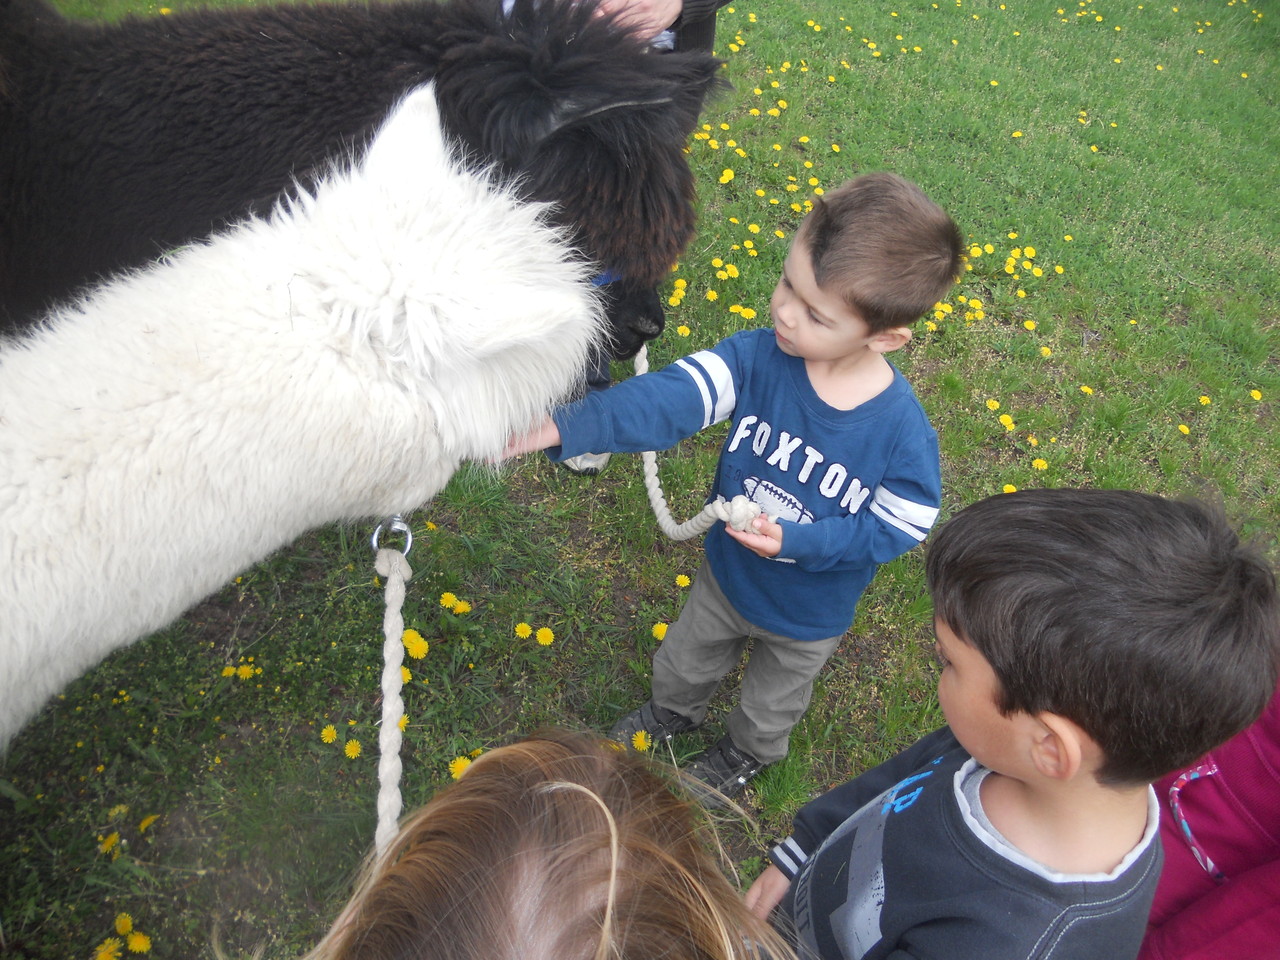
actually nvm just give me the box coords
[926,489,1280,786]
[796,172,964,332]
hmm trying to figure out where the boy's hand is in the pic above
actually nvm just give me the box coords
[503,416,561,459]
[744,864,791,920]
[724,514,783,558]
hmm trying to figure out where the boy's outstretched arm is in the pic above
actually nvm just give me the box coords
[504,416,562,458]
[744,863,791,920]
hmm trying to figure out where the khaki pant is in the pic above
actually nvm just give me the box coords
[651,559,842,764]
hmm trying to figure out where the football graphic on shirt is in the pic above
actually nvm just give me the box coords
[742,476,815,524]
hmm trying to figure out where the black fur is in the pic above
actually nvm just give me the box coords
[0,0,725,355]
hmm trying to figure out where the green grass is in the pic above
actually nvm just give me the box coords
[3,0,1278,955]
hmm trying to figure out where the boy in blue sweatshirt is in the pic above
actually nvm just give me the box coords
[506,173,964,802]
[745,489,1280,960]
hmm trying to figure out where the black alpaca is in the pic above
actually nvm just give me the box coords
[0,0,724,353]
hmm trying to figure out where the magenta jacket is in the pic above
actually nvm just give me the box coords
[1139,683,1280,960]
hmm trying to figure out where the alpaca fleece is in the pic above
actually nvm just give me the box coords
[0,0,723,355]
[0,85,604,750]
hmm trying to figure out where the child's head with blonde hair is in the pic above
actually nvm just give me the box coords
[306,728,793,960]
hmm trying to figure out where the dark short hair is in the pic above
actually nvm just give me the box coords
[796,172,964,333]
[926,489,1280,785]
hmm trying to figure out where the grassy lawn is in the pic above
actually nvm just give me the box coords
[2,0,1276,955]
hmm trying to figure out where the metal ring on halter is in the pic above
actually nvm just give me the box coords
[371,515,413,557]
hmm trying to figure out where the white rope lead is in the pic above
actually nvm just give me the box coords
[365,342,752,856]
[373,543,412,858]
[632,344,761,540]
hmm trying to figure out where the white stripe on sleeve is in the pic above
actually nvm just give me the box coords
[675,351,737,429]
[772,836,808,876]
[869,486,939,542]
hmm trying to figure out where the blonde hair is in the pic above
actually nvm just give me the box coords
[304,729,796,960]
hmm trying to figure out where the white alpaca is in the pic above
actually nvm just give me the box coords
[0,85,603,750]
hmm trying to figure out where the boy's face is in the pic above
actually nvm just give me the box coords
[769,237,878,363]
[934,618,1022,774]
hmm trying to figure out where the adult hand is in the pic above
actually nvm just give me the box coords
[724,514,783,558]
[744,864,791,920]
[593,0,683,40]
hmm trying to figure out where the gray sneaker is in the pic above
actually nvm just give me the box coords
[561,451,611,475]
[608,700,699,750]
[682,735,765,808]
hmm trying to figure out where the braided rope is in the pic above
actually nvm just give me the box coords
[364,341,748,854]
[373,547,412,857]
[633,343,761,540]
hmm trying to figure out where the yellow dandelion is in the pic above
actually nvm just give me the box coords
[321,724,338,744]
[126,932,152,954]
[344,739,362,759]
[632,730,652,752]
[986,398,1000,411]
[535,627,555,646]
[677,325,691,337]
[99,831,120,855]
[400,665,411,683]
[1198,395,1211,406]
[1178,424,1191,435]
[1250,389,1263,401]
[1011,130,1023,138]
[115,913,133,936]
[999,414,1015,431]
[705,289,718,302]
[452,600,472,615]
[515,622,533,638]
[403,630,429,659]
[235,664,253,680]
[1032,458,1049,471]
[676,574,691,588]
[398,714,409,732]
[1002,484,1018,494]
[1080,385,1094,395]
[220,666,235,677]
[95,938,124,960]
[449,755,472,779]
[138,814,160,833]
[439,592,458,608]
[719,168,735,184]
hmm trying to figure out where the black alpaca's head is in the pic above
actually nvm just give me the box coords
[431,0,726,357]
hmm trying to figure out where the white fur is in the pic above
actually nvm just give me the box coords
[0,85,603,750]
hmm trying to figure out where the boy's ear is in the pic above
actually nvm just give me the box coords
[870,326,913,354]
[1029,713,1088,781]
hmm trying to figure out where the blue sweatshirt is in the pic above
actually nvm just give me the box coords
[549,329,940,641]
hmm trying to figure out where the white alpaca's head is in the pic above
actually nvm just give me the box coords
[283,85,606,461]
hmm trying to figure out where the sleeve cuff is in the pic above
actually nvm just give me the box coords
[770,835,808,881]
